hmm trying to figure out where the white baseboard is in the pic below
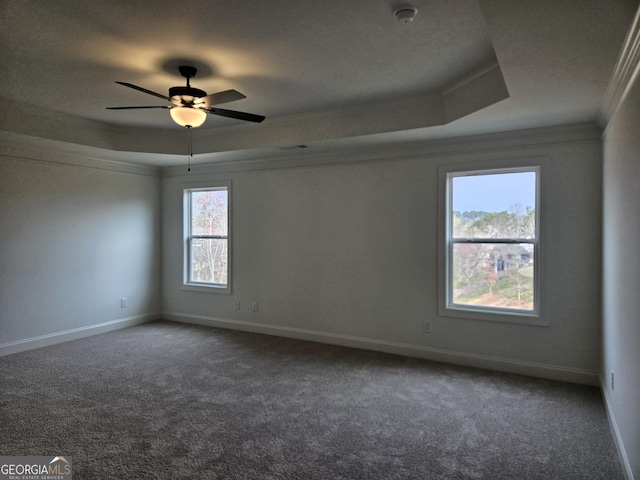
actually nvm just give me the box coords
[601,378,635,480]
[163,311,600,386]
[0,313,160,357]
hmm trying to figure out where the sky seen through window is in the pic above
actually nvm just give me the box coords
[452,171,536,213]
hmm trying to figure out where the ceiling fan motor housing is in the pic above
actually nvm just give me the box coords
[169,86,207,104]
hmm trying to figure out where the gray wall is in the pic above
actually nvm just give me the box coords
[162,126,603,384]
[602,73,640,478]
[0,149,161,351]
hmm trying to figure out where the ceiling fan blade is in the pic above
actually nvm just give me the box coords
[106,106,170,109]
[115,82,171,101]
[196,89,246,107]
[205,107,265,123]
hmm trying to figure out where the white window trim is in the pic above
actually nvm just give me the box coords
[438,161,547,326]
[182,181,232,295]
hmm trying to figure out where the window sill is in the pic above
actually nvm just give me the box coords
[439,305,549,327]
[181,284,231,295]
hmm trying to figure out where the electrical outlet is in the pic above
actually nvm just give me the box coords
[235,300,241,310]
[251,301,259,312]
[423,321,432,333]
[120,297,128,308]
[611,371,615,391]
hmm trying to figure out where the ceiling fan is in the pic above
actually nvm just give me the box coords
[107,65,265,128]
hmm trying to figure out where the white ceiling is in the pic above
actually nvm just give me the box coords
[0,0,636,166]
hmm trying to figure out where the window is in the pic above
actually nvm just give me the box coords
[184,186,230,293]
[444,167,539,317]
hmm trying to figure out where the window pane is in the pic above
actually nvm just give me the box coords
[452,172,536,239]
[191,190,228,236]
[452,242,534,311]
[190,238,228,284]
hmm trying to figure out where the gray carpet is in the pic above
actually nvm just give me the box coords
[0,321,623,479]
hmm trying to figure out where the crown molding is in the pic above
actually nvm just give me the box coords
[598,4,640,128]
[0,131,160,177]
[161,122,601,177]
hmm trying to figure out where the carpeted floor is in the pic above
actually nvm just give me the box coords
[0,321,624,479]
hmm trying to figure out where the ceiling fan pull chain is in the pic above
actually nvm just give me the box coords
[187,125,192,172]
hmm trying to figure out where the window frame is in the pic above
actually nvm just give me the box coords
[182,182,232,294]
[438,162,545,325]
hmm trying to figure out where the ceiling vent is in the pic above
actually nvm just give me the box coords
[279,144,310,151]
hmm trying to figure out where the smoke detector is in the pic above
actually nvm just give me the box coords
[395,6,418,23]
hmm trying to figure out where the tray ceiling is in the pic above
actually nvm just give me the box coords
[0,0,635,165]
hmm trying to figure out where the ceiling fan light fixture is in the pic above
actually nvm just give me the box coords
[170,106,207,128]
